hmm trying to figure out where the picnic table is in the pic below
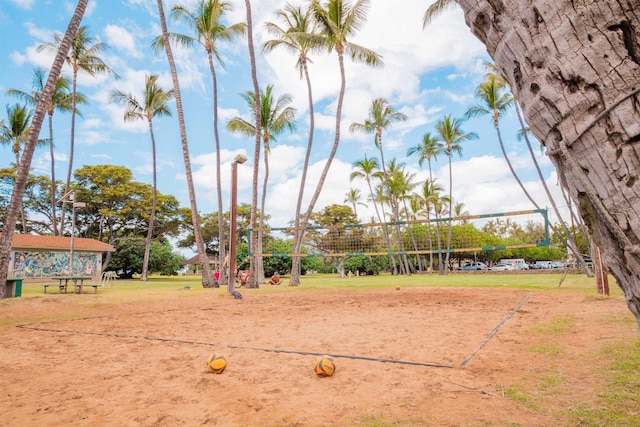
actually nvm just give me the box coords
[47,276,94,294]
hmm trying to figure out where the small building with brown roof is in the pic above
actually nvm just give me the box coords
[3,234,115,279]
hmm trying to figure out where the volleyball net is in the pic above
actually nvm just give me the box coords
[248,209,550,258]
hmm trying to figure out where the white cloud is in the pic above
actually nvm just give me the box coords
[8,0,34,9]
[105,25,142,58]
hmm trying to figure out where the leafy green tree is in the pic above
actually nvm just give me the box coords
[263,238,293,276]
[71,165,182,271]
[0,168,54,234]
[107,238,185,278]
[111,74,174,281]
[309,204,361,277]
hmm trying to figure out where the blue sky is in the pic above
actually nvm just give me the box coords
[0,0,564,243]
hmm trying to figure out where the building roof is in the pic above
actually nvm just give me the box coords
[3,233,115,252]
[182,254,219,266]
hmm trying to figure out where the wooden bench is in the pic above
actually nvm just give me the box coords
[74,283,100,294]
[43,284,68,294]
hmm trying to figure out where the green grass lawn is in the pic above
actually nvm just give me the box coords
[14,270,621,301]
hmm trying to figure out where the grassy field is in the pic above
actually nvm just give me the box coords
[15,270,622,299]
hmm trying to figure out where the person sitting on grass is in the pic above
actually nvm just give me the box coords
[236,269,249,287]
[268,272,282,285]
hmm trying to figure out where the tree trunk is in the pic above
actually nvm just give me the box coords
[141,120,158,282]
[208,51,227,285]
[156,0,216,288]
[290,59,315,287]
[244,0,262,289]
[48,113,58,236]
[457,0,640,327]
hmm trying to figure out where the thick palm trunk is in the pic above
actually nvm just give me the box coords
[457,0,640,327]
[0,0,88,297]
[156,0,216,288]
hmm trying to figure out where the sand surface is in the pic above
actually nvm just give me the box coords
[1,286,637,426]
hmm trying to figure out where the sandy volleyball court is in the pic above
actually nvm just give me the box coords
[1,285,637,426]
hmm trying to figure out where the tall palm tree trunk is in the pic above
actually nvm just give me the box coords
[141,121,158,282]
[256,140,270,284]
[0,0,88,296]
[444,157,453,274]
[48,114,58,235]
[60,70,79,236]
[156,0,216,288]
[514,103,589,275]
[208,52,226,284]
[293,50,347,285]
[290,60,315,286]
[244,0,262,289]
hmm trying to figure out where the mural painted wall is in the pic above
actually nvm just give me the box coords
[11,251,99,278]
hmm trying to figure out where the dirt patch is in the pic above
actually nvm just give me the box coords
[0,286,637,426]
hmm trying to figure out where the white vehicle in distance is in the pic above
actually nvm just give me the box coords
[500,258,529,270]
[490,263,516,271]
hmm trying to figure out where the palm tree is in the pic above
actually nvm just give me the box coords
[111,74,174,282]
[385,159,415,274]
[168,0,245,283]
[264,3,318,286]
[435,114,478,273]
[350,97,408,273]
[349,154,397,273]
[464,75,544,211]
[155,0,217,288]
[0,103,34,167]
[419,177,444,275]
[0,0,88,297]
[344,188,366,218]
[422,0,457,28]
[287,0,381,285]
[242,0,263,289]
[0,103,36,233]
[6,68,83,235]
[38,25,118,235]
[407,132,444,190]
[482,62,588,270]
[227,85,296,283]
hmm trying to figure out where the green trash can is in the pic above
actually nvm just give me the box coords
[6,279,22,298]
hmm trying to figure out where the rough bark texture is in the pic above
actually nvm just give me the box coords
[457,0,640,327]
